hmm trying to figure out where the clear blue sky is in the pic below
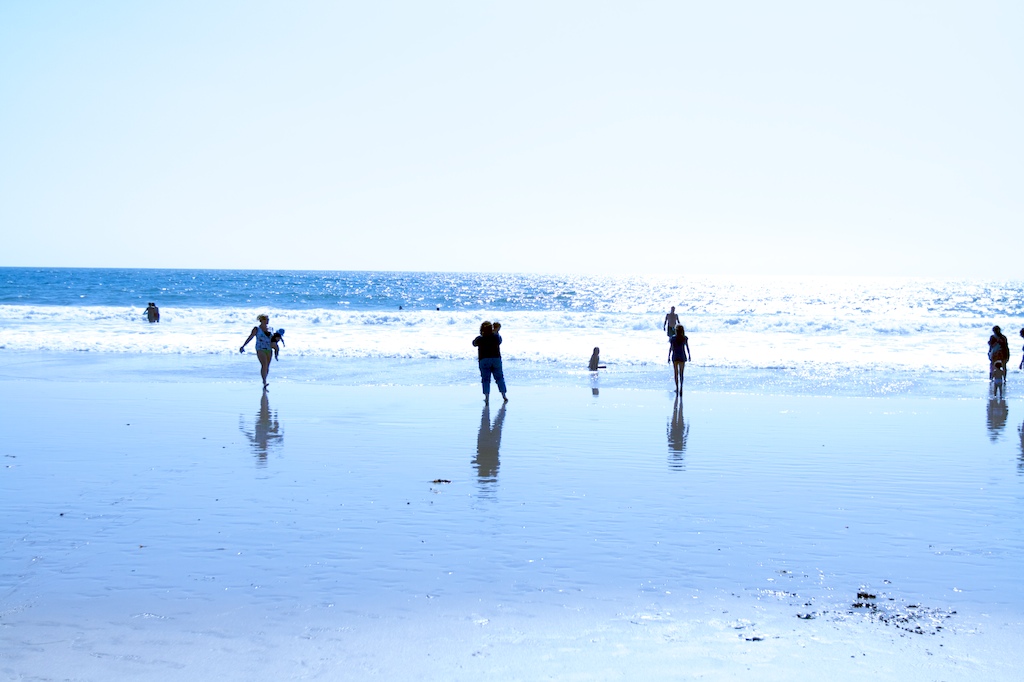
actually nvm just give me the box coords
[1,1,1020,276]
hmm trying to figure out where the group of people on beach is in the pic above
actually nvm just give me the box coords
[220,307,1019,397]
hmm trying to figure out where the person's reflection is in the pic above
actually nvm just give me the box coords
[986,397,1008,443]
[1018,420,1024,472]
[591,372,600,397]
[474,402,505,495]
[240,391,283,466]
[667,394,689,470]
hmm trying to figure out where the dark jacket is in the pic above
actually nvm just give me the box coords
[473,333,502,360]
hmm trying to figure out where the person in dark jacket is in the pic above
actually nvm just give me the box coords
[988,325,1010,374]
[472,321,508,403]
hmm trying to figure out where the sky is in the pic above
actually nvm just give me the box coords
[1,1,1021,276]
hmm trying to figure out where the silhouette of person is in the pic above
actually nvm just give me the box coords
[664,306,680,337]
[474,402,505,494]
[1018,419,1024,472]
[668,325,691,394]
[988,325,1010,374]
[240,314,275,389]
[472,320,508,403]
[144,302,160,323]
[667,394,689,470]
[986,396,1008,443]
[589,347,606,371]
[240,392,283,465]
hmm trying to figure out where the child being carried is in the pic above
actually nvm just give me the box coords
[271,329,285,360]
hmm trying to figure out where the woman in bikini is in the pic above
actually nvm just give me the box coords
[668,324,691,394]
[240,314,275,389]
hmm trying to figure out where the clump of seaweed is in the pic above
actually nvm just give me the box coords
[796,587,956,636]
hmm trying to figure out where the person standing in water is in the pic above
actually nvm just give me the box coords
[589,347,606,371]
[668,324,691,394]
[989,325,1010,375]
[473,320,508,403]
[144,302,160,323]
[663,306,680,338]
[240,314,275,389]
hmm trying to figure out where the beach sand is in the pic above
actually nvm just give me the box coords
[2,356,1023,680]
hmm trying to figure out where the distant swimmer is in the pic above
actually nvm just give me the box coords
[589,347,606,371]
[472,320,508,403]
[144,302,160,323]
[668,325,691,395]
[240,314,275,389]
[664,306,679,337]
[988,325,1010,374]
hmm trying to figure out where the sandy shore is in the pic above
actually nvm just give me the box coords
[2,357,1023,680]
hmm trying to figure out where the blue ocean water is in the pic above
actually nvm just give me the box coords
[1,268,1023,386]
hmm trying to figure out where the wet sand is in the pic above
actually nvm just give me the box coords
[2,365,1023,680]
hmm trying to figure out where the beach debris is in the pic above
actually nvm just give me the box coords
[432,479,451,484]
[799,589,955,635]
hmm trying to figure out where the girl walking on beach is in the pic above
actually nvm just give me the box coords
[240,314,275,389]
[473,321,508,403]
[668,324,691,394]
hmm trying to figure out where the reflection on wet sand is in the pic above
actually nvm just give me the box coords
[474,402,505,494]
[987,397,1008,443]
[667,394,688,470]
[591,373,599,397]
[1018,420,1024,472]
[239,391,283,466]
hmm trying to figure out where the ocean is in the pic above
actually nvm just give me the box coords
[2,267,1022,395]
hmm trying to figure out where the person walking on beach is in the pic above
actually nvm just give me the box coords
[144,302,160,323]
[240,314,275,389]
[668,324,690,394]
[473,320,508,403]
[663,306,680,338]
[589,347,606,371]
[989,326,1010,374]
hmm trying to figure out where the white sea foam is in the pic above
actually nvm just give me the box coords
[0,300,1017,374]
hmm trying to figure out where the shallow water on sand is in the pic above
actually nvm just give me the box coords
[2,377,1023,679]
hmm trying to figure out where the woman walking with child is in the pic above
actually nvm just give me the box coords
[240,314,275,389]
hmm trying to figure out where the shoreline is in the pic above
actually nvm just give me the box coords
[0,349,1011,400]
